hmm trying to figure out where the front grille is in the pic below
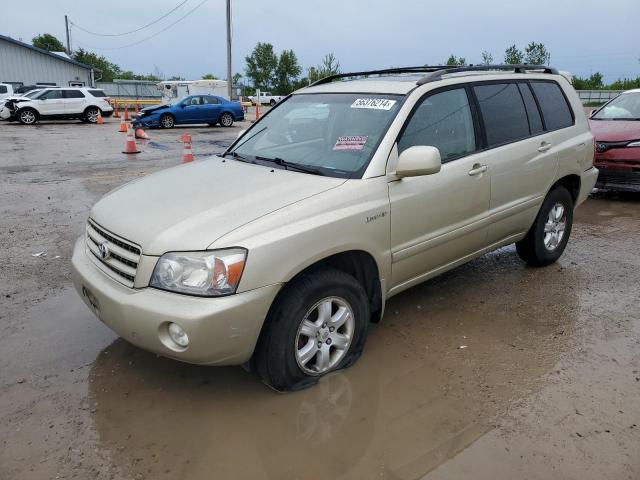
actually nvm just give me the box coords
[85,220,141,287]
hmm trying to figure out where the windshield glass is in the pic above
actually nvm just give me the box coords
[229,93,403,177]
[24,89,43,99]
[592,92,640,120]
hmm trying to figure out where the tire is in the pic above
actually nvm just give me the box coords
[269,99,276,106]
[254,268,370,392]
[219,112,234,127]
[84,107,100,124]
[17,108,38,125]
[160,113,175,128]
[516,186,574,267]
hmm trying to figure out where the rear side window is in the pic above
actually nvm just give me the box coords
[473,83,529,147]
[398,88,476,161]
[518,84,543,135]
[88,89,106,98]
[64,90,85,98]
[0,85,7,94]
[530,81,573,131]
[40,90,63,100]
[203,96,220,104]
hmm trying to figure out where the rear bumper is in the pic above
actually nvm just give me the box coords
[578,167,599,203]
[595,166,640,192]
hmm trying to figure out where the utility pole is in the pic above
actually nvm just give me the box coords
[226,0,232,100]
[64,15,71,54]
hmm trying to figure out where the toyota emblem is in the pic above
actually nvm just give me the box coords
[596,143,607,153]
[98,241,110,260]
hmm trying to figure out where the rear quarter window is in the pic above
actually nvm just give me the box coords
[0,85,7,94]
[88,90,107,98]
[530,81,574,131]
[473,83,530,147]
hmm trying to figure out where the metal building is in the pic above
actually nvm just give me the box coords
[0,34,96,88]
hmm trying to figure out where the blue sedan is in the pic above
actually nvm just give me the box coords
[133,95,244,129]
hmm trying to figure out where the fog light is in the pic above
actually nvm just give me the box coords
[168,322,189,347]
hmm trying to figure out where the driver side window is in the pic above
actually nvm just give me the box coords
[398,88,476,162]
[41,90,62,100]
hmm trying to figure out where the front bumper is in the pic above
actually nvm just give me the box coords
[132,115,160,128]
[71,237,281,365]
[595,165,640,192]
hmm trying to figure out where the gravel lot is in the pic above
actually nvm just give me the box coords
[0,117,638,480]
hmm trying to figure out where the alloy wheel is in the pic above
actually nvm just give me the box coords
[543,202,567,251]
[20,110,36,124]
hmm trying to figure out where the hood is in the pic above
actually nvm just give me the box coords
[90,157,346,255]
[141,104,170,114]
[589,119,640,142]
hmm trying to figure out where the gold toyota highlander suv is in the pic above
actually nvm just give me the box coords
[72,65,597,391]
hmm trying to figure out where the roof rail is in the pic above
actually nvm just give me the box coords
[309,66,450,87]
[416,64,559,85]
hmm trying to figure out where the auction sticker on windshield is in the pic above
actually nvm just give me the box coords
[333,135,368,151]
[351,98,397,110]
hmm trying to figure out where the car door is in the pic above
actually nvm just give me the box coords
[179,96,203,123]
[37,89,65,115]
[388,87,491,290]
[62,89,87,115]
[201,96,223,123]
[471,82,558,244]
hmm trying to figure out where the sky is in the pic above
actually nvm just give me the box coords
[1,0,639,84]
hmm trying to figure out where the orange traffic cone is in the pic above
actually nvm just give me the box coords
[122,123,140,154]
[96,110,103,125]
[181,134,194,163]
[118,115,127,132]
[113,99,120,118]
[135,128,150,140]
[134,102,139,115]
[255,103,260,121]
[123,104,129,121]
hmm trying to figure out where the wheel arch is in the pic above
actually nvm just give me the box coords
[551,174,581,203]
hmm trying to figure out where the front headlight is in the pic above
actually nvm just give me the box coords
[150,249,247,297]
[627,140,640,147]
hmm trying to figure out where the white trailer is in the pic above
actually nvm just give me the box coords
[157,80,228,104]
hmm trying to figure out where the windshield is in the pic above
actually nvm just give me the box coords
[228,93,403,177]
[24,89,43,99]
[592,92,640,120]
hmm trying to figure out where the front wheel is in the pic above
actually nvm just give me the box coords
[18,108,38,125]
[219,112,234,127]
[160,113,175,128]
[254,269,369,392]
[516,186,574,266]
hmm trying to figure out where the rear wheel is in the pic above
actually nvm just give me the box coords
[516,186,574,266]
[84,107,100,123]
[269,99,276,106]
[254,268,369,392]
[18,108,38,125]
[160,113,175,128]
[219,112,234,127]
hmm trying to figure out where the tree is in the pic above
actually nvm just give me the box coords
[445,54,466,66]
[275,49,302,94]
[305,53,341,84]
[32,33,65,52]
[202,73,218,80]
[572,72,604,90]
[524,42,550,65]
[504,45,524,64]
[245,42,278,90]
[72,48,121,82]
[481,51,493,65]
[167,76,185,81]
[232,72,243,85]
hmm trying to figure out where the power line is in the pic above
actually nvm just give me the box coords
[70,0,190,37]
[74,0,209,51]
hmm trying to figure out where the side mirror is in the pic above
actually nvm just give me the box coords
[395,146,442,178]
[236,129,246,139]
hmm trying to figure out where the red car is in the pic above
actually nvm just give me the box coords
[589,89,640,192]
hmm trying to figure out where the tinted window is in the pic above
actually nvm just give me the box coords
[0,85,7,94]
[518,83,543,134]
[64,90,85,98]
[40,90,63,100]
[88,89,106,98]
[203,96,220,104]
[530,81,573,131]
[398,88,476,161]
[185,96,202,105]
[474,83,529,146]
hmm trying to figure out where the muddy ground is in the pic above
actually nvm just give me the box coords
[0,117,638,480]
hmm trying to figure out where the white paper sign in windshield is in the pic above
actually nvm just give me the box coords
[351,98,397,110]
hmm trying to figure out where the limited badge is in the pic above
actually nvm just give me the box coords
[333,135,368,151]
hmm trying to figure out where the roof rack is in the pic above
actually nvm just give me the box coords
[309,66,450,87]
[416,64,559,85]
[309,64,559,87]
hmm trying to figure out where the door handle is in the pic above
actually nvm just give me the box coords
[538,141,552,152]
[468,163,487,176]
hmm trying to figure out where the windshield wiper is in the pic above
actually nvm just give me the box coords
[223,151,254,163]
[254,156,325,176]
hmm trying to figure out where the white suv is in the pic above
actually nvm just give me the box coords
[72,65,597,391]
[2,87,113,124]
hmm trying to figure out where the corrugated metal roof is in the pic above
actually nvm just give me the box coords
[0,34,94,71]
